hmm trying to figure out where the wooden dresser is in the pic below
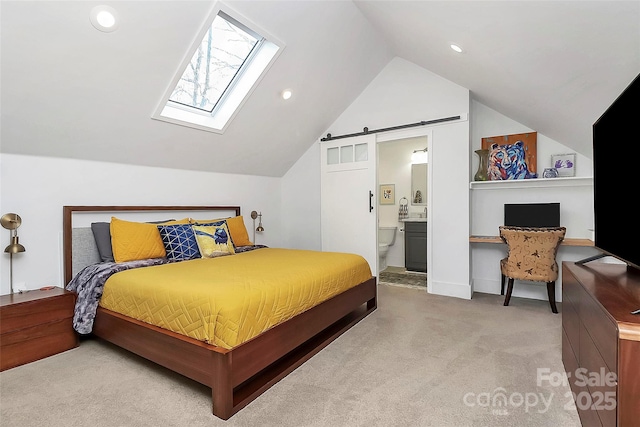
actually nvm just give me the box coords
[562,262,640,427]
[0,288,78,371]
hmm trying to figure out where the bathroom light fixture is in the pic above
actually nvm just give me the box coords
[450,44,463,53]
[281,89,292,100]
[1,213,26,294]
[90,5,119,32]
[411,147,428,164]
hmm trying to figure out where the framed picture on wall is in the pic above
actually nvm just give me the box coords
[379,184,395,205]
[551,153,576,177]
[481,131,538,180]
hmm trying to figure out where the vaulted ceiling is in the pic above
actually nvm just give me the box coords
[2,1,638,177]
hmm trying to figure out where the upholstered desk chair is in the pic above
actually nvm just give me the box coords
[499,226,566,313]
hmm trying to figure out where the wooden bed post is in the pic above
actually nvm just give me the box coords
[211,350,234,420]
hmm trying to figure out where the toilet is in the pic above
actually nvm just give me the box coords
[378,226,397,272]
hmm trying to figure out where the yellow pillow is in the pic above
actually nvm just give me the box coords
[225,216,253,246]
[110,217,182,263]
[191,215,253,247]
[192,224,236,258]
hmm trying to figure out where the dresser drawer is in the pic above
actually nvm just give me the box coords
[562,297,580,358]
[0,319,77,371]
[562,326,578,378]
[0,291,75,334]
[578,323,618,427]
[563,269,581,307]
[578,286,618,371]
[0,289,78,371]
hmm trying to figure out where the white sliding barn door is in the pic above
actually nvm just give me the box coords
[320,135,377,275]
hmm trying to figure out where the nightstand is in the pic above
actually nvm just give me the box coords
[0,288,78,371]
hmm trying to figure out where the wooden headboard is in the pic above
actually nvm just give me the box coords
[63,205,241,285]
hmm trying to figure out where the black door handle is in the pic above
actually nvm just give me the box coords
[369,190,374,212]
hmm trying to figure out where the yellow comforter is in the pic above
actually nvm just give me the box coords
[99,248,372,349]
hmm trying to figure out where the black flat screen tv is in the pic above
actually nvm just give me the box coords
[504,203,560,228]
[591,72,640,272]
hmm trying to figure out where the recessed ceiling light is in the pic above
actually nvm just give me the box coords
[90,5,119,33]
[450,44,463,53]
[281,89,292,100]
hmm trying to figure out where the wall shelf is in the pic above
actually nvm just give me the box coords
[469,176,592,190]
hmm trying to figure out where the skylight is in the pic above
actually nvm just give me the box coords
[153,6,282,133]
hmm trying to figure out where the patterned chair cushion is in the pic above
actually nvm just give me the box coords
[499,226,566,282]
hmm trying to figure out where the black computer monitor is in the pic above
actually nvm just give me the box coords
[504,203,560,227]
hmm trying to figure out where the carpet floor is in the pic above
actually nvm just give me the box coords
[0,285,581,427]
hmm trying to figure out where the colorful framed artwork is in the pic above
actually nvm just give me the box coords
[379,184,395,205]
[551,153,576,177]
[481,132,538,180]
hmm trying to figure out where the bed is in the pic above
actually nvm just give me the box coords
[63,205,377,420]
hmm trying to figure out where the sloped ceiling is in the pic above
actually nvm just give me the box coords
[0,1,392,177]
[2,1,639,177]
[354,1,640,158]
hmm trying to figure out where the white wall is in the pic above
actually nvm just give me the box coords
[469,100,600,302]
[320,57,472,299]
[280,143,322,251]
[0,154,282,295]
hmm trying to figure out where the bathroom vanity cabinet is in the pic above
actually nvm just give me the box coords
[404,221,427,272]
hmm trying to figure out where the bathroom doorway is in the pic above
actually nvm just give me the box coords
[376,134,428,289]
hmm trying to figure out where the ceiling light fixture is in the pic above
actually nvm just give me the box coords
[90,5,119,33]
[450,44,463,53]
[281,89,292,100]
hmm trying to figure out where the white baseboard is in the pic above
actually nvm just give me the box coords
[431,280,472,300]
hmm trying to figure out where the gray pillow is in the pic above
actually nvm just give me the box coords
[90,222,114,262]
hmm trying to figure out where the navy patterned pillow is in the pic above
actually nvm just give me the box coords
[157,224,201,261]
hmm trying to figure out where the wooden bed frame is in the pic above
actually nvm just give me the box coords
[63,205,377,420]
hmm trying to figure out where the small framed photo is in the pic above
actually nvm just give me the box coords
[551,153,576,177]
[379,184,395,205]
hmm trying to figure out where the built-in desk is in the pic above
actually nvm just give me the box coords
[469,235,594,247]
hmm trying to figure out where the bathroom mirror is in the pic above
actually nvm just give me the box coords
[411,163,427,206]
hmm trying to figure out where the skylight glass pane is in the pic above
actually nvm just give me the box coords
[153,7,283,133]
[169,13,260,113]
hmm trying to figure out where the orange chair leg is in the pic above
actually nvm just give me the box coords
[547,281,558,314]
[501,274,505,295]
[503,278,514,306]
